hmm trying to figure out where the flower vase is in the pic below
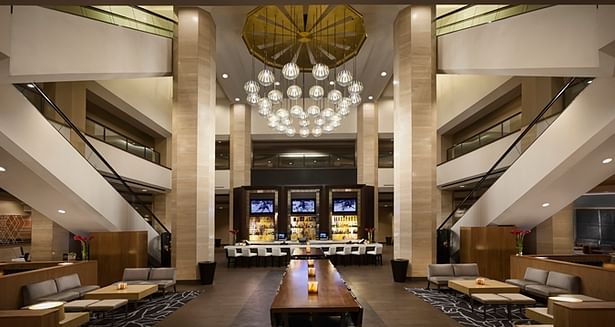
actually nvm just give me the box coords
[515,246,523,256]
[80,241,89,261]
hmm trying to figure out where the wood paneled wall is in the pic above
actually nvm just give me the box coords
[89,231,147,286]
[0,261,97,309]
[460,226,516,280]
[511,255,615,300]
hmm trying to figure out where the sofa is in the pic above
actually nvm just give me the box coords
[121,267,176,293]
[23,273,100,306]
[505,268,580,298]
[426,263,480,289]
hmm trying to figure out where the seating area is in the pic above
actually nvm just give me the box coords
[426,263,480,289]
[505,267,580,299]
[120,267,177,293]
[224,243,384,268]
[22,273,100,306]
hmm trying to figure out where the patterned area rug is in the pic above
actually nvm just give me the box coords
[90,290,201,327]
[407,288,533,327]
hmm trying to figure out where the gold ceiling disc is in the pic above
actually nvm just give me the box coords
[242,5,367,71]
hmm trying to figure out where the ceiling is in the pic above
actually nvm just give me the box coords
[206,5,403,104]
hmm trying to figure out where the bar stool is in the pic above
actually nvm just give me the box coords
[226,247,241,268]
[336,246,351,266]
[271,247,287,267]
[257,247,272,267]
[241,247,257,267]
[367,245,382,265]
[351,245,366,265]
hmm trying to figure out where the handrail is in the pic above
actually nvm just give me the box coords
[86,118,163,166]
[437,77,577,232]
[16,83,171,237]
[47,5,175,38]
[444,112,522,162]
[435,5,551,36]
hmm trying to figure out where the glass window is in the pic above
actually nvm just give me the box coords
[215,141,230,170]
[378,138,394,168]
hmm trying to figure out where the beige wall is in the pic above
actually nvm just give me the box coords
[535,205,574,254]
[30,210,69,261]
[377,206,393,243]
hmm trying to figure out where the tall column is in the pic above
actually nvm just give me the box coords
[393,6,438,277]
[229,103,251,244]
[357,102,379,239]
[171,7,216,280]
[30,210,69,261]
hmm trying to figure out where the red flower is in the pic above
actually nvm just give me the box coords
[511,229,531,235]
[73,234,93,242]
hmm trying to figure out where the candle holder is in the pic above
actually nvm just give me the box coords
[308,281,319,294]
[475,278,486,285]
[306,246,311,253]
[116,282,128,290]
[308,267,316,277]
[307,259,315,267]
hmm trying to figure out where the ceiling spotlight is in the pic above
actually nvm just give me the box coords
[234,97,240,102]
[0,166,5,172]
[380,71,387,77]
[27,83,35,88]
[541,202,550,208]
[141,189,148,192]
[459,185,465,188]
[58,209,66,214]
[329,81,335,86]
[274,81,280,86]
[602,157,613,164]
[367,95,374,100]
[222,73,229,79]
[587,80,593,84]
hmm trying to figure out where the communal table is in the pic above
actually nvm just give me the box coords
[291,247,325,259]
[270,259,363,327]
[84,284,158,301]
[448,279,520,296]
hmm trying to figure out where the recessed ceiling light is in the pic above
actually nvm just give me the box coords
[58,209,66,214]
[0,166,5,172]
[602,157,613,164]
[141,189,147,192]
[459,185,465,188]
[587,80,593,84]
[541,202,550,208]
[367,95,374,100]
[234,97,240,102]
[329,81,335,86]
[274,81,280,86]
[380,71,387,77]
[221,73,229,79]
[393,80,399,85]
[27,83,35,88]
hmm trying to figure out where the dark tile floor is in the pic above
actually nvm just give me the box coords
[156,246,461,327]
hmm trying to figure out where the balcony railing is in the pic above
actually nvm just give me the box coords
[85,118,161,165]
[446,113,523,161]
[436,5,550,36]
[253,153,355,169]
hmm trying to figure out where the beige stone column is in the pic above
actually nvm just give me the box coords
[43,82,87,153]
[229,103,251,244]
[393,5,438,277]
[357,102,379,239]
[30,210,69,261]
[535,205,574,254]
[171,7,216,280]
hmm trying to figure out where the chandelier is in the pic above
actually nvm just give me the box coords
[242,5,367,137]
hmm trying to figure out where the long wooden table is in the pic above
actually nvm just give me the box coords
[291,247,325,259]
[270,259,362,327]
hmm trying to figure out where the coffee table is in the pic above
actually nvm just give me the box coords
[84,284,158,301]
[448,279,520,296]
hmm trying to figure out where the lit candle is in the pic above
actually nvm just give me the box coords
[308,267,316,277]
[306,245,311,253]
[307,259,314,267]
[308,281,319,294]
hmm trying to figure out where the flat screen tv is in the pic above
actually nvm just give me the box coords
[250,199,274,214]
[332,199,357,213]
[291,199,316,214]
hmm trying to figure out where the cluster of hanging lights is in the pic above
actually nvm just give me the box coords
[242,5,366,137]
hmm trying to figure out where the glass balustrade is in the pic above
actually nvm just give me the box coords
[253,153,356,169]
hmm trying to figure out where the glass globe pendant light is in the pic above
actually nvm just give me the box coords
[287,85,302,100]
[347,80,363,94]
[309,85,324,100]
[280,117,292,126]
[299,127,310,138]
[314,117,326,126]
[327,89,342,104]
[321,107,335,118]
[268,89,283,104]
[350,93,361,105]
[285,127,296,137]
[323,124,335,133]
[258,68,275,86]
[244,80,260,94]
[246,93,260,105]
[299,119,310,127]
[312,63,329,81]
[307,105,320,117]
[290,105,303,117]
[312,126,323,137]
[275,108,289,119]
[267,119,279,128]
[337,106,350,116]
[336,69,353,87]
[257,98,272,116]
[338,97,352,110]
[276,124,288,133]
[282,62,300,80]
